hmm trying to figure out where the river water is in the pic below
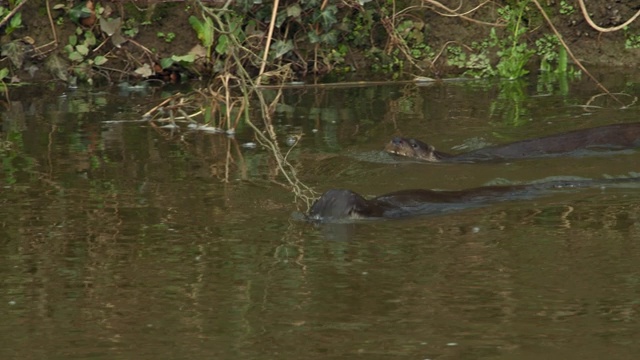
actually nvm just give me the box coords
[1,74,640,359]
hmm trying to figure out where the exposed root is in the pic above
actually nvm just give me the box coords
[577,0,640,33]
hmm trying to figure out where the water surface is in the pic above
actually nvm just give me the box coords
[1,76,640,359]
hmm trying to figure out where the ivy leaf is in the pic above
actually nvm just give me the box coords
[99,17,122,36]
[275,10,287,27]
[287,4,301,18]
[1,41,26,68]
[272,40,293,59]
[69,3,93,24]
[307,31,321,44]
[316,5,337,31]
[320,30,338,46]
[44,54,69,82]
[69,35,78,46]
[0,68,9,80]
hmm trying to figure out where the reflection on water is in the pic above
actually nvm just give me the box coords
[1,78,640,359]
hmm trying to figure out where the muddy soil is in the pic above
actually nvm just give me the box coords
[2,0,639,83]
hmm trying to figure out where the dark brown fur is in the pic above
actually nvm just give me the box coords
[385,123,640,162]
[308,177,640,221]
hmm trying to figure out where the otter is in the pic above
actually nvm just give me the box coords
[385,122,640,162]
[307,177,639,221]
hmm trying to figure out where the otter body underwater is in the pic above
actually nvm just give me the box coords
[385,122,640,162]
[307,177,640,222]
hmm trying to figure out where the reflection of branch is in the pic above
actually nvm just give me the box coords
[242,88,318,209]
[578,0,640,33]
[530,0,624,107]
[192,1,317,208]
[583,92,638,110]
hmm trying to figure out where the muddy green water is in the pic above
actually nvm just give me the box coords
[1,76,640,359]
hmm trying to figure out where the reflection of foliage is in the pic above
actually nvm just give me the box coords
[0,67,9,100]
[535,34,580,95]
[489,80,529,127]
[1,131,37,186]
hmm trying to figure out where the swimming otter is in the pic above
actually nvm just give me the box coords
[308,177,639,221]
[385,122,640,162]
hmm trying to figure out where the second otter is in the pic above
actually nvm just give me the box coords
[308,176,640,222]
[385,122,640,162]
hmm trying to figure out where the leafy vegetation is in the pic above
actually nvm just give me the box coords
[624,27,640,49]
[0,0,631,114]
[0,5,22,35]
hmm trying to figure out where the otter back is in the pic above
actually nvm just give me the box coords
[386,122,640,163]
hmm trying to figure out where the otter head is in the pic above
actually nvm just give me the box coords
[385,137,440,161]
[308,189,382,221]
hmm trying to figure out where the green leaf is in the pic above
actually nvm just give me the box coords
[8,12,22,32]
[272,40,294,59]
[69,35,78,46]
[307,31,321,44]
[159,57,174,69]
[69,51,84,62]
[44,54,69,82]
[189,16,213,48]
[317,5,338,31]
[0,68,9,79]
[69,3,93,24]
[188,16,203,36]
[84,31,96,46]
[1,41,26,68]
[171,54,195,64]
[215,34,228,55]
[99,17,122,36]
[320,30,338,46]
[287,4,301,18]
[93,55,108,66]
[275,10,288,27]
[203,17,214,47]
[76,44,89,56]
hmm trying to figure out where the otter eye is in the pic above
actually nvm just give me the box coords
[410,141,418,148]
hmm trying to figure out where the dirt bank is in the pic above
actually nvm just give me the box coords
[1,1,639,84]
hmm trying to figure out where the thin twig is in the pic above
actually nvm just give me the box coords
[396,0,505,27]
[257,0,280,85]
[45,0,59,46]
